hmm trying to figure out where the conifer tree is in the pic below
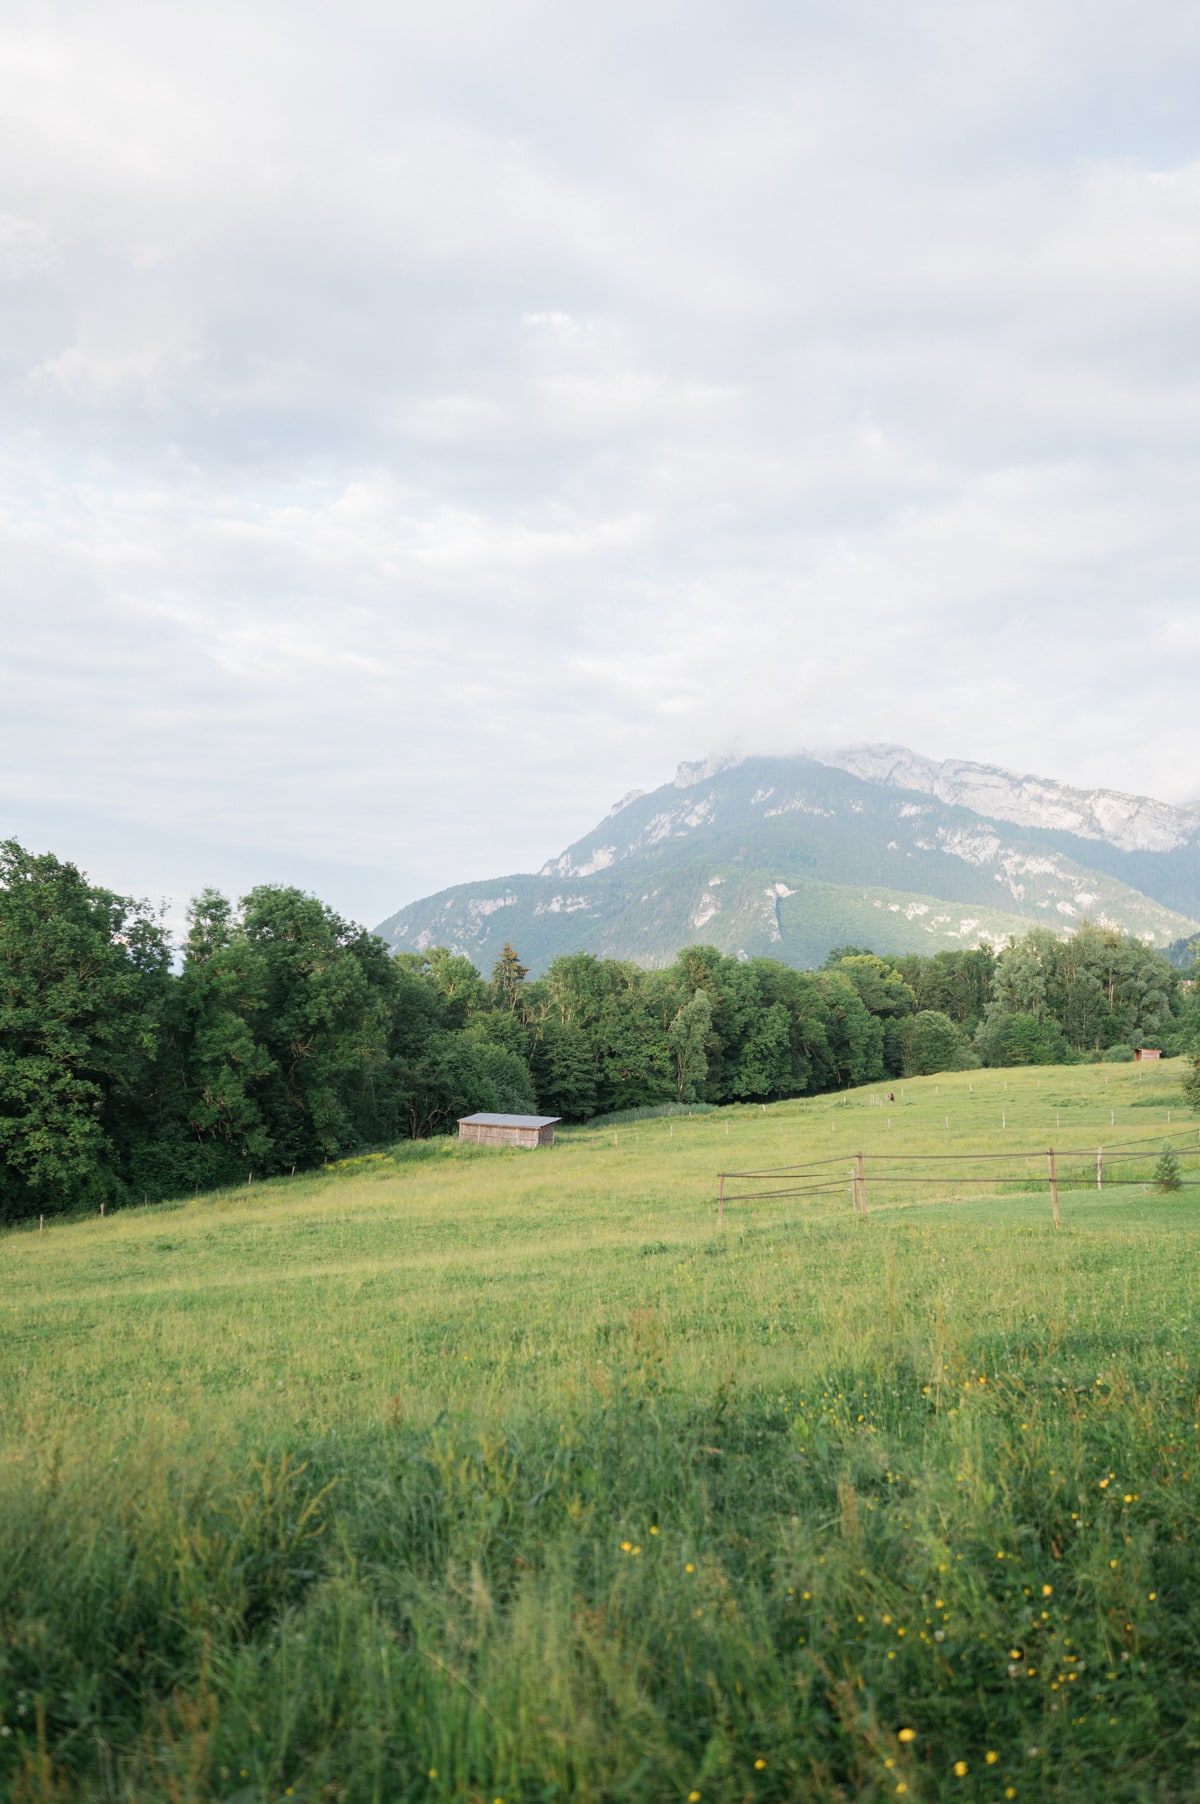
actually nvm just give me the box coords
[1153,1141,1182,1193]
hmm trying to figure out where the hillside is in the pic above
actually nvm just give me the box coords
[4,1059,1200,1800]
[376,750,1200,972]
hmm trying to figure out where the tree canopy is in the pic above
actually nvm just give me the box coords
[3,837,1198,1223]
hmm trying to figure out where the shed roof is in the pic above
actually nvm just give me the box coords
[458,1112,562,1128]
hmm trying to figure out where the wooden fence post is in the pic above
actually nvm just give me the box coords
[718,1172,725,1230]
[856,1150,869,1221]
[1096,1146,1103,1192]
[1048,1147,1060,1230]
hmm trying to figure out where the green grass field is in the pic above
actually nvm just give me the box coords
[3,1060,1199,1803]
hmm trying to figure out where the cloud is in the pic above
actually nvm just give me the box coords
[1,0,1199,930]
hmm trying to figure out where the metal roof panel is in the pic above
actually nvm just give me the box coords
[458,1113,562,1128]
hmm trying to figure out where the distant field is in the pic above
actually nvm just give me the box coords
[3,1061,1199,1802]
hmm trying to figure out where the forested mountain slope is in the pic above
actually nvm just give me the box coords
[376,752,1200,974]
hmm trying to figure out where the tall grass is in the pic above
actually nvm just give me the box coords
[1,1060,1198,1801]
[585,1102,720,1128]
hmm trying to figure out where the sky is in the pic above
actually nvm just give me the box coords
[3,0,1200,933]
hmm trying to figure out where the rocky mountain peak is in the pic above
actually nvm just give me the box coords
[812,744,1200,856]
[674,753,744,789]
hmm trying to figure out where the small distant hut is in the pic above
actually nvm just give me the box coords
[1134,1047,1162,1063]
[457,1112,561,1149]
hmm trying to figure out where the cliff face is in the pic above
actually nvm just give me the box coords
[812,745,1200,855]
[375,750,1200,977]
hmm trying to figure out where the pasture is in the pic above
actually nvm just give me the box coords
[2,1060,1199,1803]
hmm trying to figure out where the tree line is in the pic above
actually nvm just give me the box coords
[2,838,1198,1221]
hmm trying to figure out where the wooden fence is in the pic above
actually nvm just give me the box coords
[716,1131,1200,1230]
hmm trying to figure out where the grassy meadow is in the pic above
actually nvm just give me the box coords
[2,1059,1200,1803]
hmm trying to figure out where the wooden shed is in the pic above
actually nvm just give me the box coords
[457,1112,561,1149]
[1134,1047,1162,1063]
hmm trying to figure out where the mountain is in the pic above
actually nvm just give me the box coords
[374,750,1200,975]
[812,745,1200,854]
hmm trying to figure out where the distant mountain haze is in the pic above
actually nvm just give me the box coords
[374,749,1200,975]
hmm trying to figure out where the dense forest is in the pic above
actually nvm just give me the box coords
[2,838,1199,1221]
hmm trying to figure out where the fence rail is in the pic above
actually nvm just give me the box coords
[715,1131,1200,1229]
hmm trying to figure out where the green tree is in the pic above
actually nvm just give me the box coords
[543,952,620,1031]
[666,989,713,1103]
[712,963,796,1099]
[674,953,828,1102]
[593,979,673,1115]
[1153,1141,1182,1193]
[992,931,1054,1018]
[975,1006,1066,1067]
[817,974,885,1088]
[396,947,488,1028]
[1046,925,1109,1052]
[0,840,169,1219]
[830,954,916,1020]
[528,1019,596,1120]
[134,889,276,1197]
[893,948,995,1029]
[489,943,529,1014]
[236,886,395,1168]
[896,1009,976,1077]
[1183,1054,1200,1114]
[1103,936,1173,1049]
[401,1030,535,1138]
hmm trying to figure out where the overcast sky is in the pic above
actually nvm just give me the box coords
[3,0,1199,931]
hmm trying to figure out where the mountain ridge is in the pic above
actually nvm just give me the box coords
[809,745,1200,856]
[375,749,1200,975]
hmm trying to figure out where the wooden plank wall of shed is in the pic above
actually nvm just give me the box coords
[458,1123,541,1148]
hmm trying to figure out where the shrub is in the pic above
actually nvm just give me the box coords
[1184,1058,1200,1114]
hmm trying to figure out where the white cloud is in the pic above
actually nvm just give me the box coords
[1,0,1199,930]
